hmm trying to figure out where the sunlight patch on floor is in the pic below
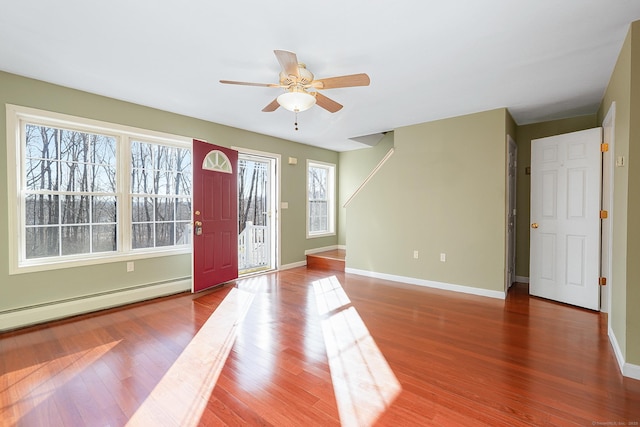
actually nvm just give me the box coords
[126,287,255,427]
[2,340,121,425]
[313,276,402,427]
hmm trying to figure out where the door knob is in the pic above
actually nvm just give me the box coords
[531,223,538,229]
[194,221,203,236]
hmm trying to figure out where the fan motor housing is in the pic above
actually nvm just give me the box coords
[280,63,314,86]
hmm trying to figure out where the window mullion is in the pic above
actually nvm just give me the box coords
[120,135,132,253]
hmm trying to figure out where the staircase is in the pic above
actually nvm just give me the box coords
[306,249,345,272]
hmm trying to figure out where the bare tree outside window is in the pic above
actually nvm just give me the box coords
[22,123,192,261]
[307,161,335,236]
[238,159,268,233]
[11,107,193,272]
[24,124,117,259]
[131,141,192,249]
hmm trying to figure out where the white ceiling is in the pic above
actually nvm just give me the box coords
[1,1,640,151]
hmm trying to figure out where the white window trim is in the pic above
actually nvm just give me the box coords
[306,159,336,239]
[6,104,193,275]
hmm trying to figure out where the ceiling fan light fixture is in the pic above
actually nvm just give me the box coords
[277,90,316,112]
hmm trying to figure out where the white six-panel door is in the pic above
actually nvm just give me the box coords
[529,128,602,310]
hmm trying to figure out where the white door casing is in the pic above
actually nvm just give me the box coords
[601,103,615,314]
[529,128,602,310]
[506,135,517,290]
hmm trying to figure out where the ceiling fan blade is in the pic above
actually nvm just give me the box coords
[311,73,371,89]
[274,50,300,78]
[262,98,280,112]
[220,80,280,88]
[315,92,343,113]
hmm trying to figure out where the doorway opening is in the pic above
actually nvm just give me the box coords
[237,151,278,275]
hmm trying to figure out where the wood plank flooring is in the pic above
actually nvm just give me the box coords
[1,267,639,426]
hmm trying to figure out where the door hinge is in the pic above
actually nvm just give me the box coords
[601,143,609,152]
[599,277,607,286]
[600,210,608,219]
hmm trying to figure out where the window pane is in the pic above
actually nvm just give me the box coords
[26,158,59,191]
[156,146,176,171]
[309,166,328,199]
[92,134,117,166]
[60,161,90,192]
[61,195,90,224]
[25,194,59,225]
[155,198,174,221]
[25,124,58,160]
[175,172,191,196]
[92,196,117,223]
[132,197,154,222]
[92,224,117,252]
[155,170,174,195]
[176,198,191,221]
[176,222,191,245]
[25,226,59,259]
[310,201,328,232]
[61,225,90,255]
[155,223,175,247]
[60,131,88,163]
[176,148,191,173]
[132,223,154,249]
[92,165,116,192]
[131,168,153,194]
[131,141,154,169]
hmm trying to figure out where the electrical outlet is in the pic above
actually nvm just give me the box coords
[413,250,419,259]
[440,253,446,262]
[127,261,135,272]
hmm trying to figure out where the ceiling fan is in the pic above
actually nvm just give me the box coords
[220,50,370,114]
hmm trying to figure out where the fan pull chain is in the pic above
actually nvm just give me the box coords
[294,110,299,131]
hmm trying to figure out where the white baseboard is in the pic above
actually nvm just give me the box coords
[304,245,339,255]
[338,244,347,251]
[515,276,530,283]
[609,326,626,373]
[609,326,640,380]
[0,279,191,332]
[625,362,640,380]
[345,268,505,300]
[279,260,307,270]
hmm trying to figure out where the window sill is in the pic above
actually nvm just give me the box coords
[306,232,336,239]
[10,247,191,275]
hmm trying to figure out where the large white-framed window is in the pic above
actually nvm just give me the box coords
[6,104,192,274]
[306,159,336,238]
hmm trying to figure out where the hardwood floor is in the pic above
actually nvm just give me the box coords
[306,249,346,272]
[1,267,639,426]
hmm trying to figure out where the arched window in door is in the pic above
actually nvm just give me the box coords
[202,150,232,173]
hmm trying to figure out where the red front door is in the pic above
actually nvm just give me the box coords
[192,140,238,292]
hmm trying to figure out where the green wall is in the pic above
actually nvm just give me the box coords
[345,109,509,293]
[597,21,640,367]
[338,132,395,246]
[514,115,598,278]
[0,71,337,317]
